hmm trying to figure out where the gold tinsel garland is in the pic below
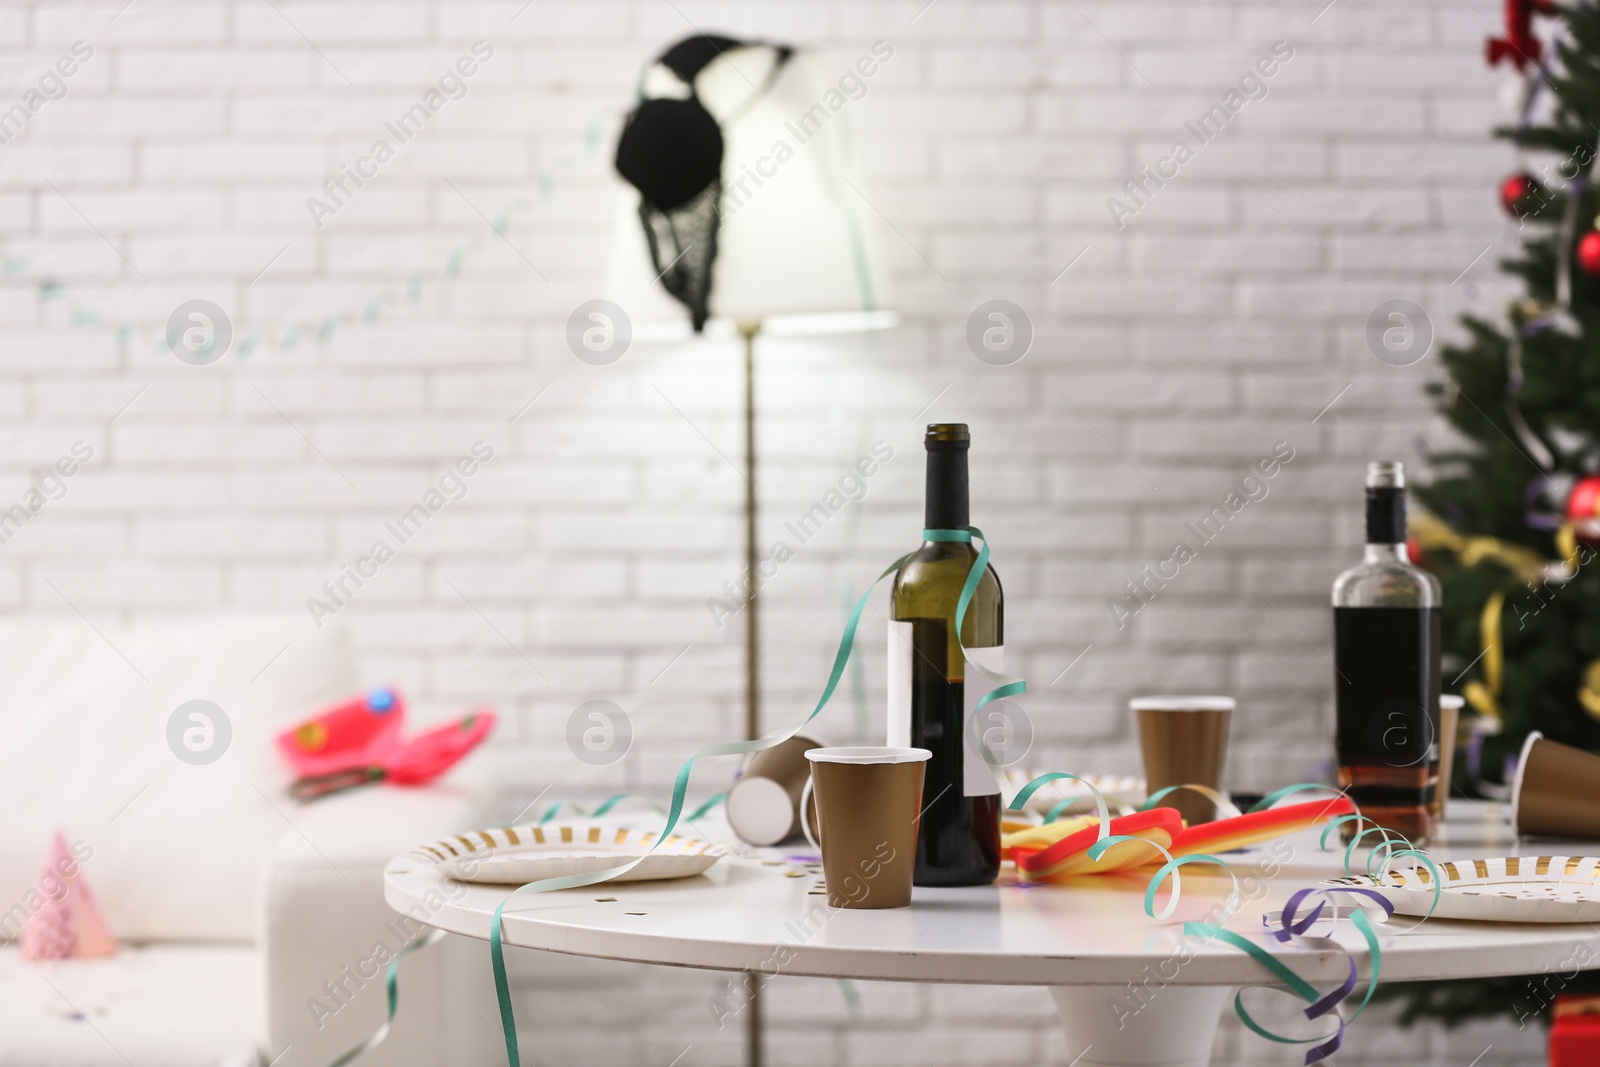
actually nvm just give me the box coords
[1408,511,1600,723]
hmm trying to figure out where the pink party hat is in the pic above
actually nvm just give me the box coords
[20,831,115,961]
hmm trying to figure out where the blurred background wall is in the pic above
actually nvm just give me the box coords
[0,1,1530,1063]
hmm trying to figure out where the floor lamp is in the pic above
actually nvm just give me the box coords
[730,312,894,740]
[604,40,894,1067]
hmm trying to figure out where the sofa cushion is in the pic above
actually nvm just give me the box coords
[0,616,357,943]
[0,943,262,1067]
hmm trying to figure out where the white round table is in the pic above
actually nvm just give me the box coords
[384,806,1600,1067]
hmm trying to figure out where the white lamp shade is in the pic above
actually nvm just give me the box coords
[604,44,892,333]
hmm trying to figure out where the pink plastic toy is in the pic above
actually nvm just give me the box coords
[276,687,406,780]
[276,688,494,801]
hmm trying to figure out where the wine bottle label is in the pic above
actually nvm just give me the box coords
[885,619,1004,798]
[963,645,1005,797]
[887,620,913,748]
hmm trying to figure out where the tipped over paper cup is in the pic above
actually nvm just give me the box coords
[1512,731,1600,840]
[726,733,825,846]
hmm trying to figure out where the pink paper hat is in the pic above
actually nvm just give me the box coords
[20,831,115,961]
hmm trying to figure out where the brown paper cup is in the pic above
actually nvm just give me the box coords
[1512,731,1600,840]
[1429,695,1463,823]
[1132,696,1233,826]
[726,733,825,846]
[804,747,929,909]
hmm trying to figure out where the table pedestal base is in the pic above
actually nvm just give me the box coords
[1050,985,1232,1067]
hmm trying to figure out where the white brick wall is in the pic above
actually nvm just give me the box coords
[0,0,1543,1063]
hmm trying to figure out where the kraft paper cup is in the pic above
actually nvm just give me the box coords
[804,747,929,909]
[1512,731,1600,840]
[1131,696,1234,826]
[1430,695,1464,823]
[726,733,825,846]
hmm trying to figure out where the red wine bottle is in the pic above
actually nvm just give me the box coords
[888,424,1002,886]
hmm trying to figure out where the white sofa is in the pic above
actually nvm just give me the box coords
[0,616,488,1067]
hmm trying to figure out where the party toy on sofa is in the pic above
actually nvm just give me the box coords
[276,688,495,801]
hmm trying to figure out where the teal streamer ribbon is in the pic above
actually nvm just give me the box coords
[1045,794,1134,822]
[1020,775,1437,1063]
[322,929,446,1067]
[1010,772,1112,838]
[1362,845,1442,932]
[537,793,643,824]
[483,537,1024,1067]
[487,529,1023,1067]
[1249,783,1350,813]
[836,978,863,1020]
[534,792,727,826]
[1183,786,1445,1064]
[1139,783,1242,820]
[1117,847,1241,921]
[1187,901,1383,1063]
[922,527,1027,711]
[488,558,905,1067]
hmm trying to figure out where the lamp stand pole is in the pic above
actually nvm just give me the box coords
[739,320,761,744]
[737,319,764,1067]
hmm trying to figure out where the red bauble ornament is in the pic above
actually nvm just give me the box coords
[1579,231,1600,276]
[1500,172,1542,217]
[1568,476,1600,542]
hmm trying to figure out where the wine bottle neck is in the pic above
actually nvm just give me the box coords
[1364,486,1405,545]
[1363,542,1411,565]
[924,446,969,531]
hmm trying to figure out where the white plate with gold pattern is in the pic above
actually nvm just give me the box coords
[410,823,727,885]
[1323,856,1600,922]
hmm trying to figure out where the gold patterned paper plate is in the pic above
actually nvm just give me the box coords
[1323,856,1600,922]
[410,822,727,885]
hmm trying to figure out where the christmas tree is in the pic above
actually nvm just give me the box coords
[1380,0,1600,1026]
[1416,0,1600,779]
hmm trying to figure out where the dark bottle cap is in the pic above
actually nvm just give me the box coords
[924,424,970,529]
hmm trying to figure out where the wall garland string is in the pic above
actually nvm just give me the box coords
[5,124,603,362]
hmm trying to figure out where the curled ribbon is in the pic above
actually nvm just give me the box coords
[1010,773,1112,844]
[322,929,447,1067]
[1198,796,1440,1065]
[1248,782,1352,815]
[1009,774,1240,915]
[978,778,1443,1064]
[1112,842,1240,922]
[534,791,727,827]
[1045,794,1134,822]
[922,527,1028,712]
[1189,890,1388,1064]
[1139,783,1244,821]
